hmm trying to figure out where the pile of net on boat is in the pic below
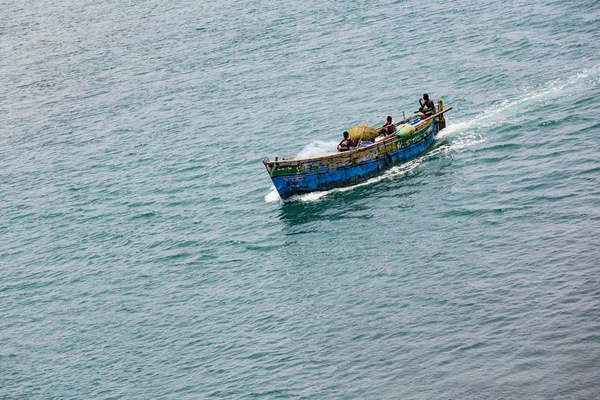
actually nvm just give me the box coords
[347,125,379,142]
[347,123,417,142]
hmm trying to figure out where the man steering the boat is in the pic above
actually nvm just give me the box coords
[419,94,435,118]
[379,116,397,136]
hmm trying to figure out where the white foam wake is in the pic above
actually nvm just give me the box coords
[295,140,338,159]
[441,63,600,139]
[436,64,599,153]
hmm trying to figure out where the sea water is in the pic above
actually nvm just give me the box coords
[1,0,599,398]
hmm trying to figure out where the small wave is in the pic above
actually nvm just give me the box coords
[295,140,338,158]
[265,186,331,203]
[264,187,282,203]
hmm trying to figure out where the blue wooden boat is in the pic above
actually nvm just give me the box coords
[263,103,452,200]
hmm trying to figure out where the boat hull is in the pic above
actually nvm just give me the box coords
[264,115,444,200]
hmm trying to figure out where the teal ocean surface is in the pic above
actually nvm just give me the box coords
[1,0,599,398]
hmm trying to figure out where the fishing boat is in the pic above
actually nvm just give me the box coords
[263,101,452,200]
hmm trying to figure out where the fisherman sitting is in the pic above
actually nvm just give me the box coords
[337,131,355,152]
[419,93,435,118]
[378,116,397,136]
